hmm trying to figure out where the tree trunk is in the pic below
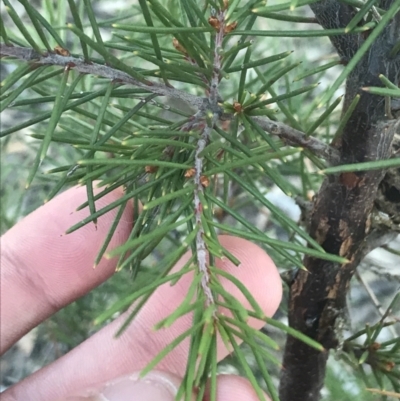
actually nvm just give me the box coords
[279,2,400,400]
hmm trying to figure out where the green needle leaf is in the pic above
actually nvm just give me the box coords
[85,82,115,224]
[231,24,375,37]
[138,0,169,85]
[345,0,378,33]
[293,59,342,82]
[82,0,104,45]
[68,24,150,83]
[306,95,343,136]
[26,69,83,188]
[1,66,46,112]
[141,321,204,377]
[252,0,320,13]
[246,83,319,111]
[0,14,11,45]
[3,0,43,53]
[94,265,194,326]
[378,74,400,90]
[362,87,400,97]
[321,158,400,175]
[210,220,348,263]
[225,51,293,73]
[112,25,213,33]
[67,0,89,60]
[106,213,193,257]
[210,267,265,317]
[77,158,191,169]
[143,185,196,210]
[332,94,360,143]
[93,201,128,267]
[1,64,33,95]
[224,327,268,401]
[18,0,52,51]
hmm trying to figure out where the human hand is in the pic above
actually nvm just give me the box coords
[1,184,282,401]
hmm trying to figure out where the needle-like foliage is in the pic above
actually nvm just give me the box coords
[1,1,399,400]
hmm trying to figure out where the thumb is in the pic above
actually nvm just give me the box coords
[56,371,270,401]
[57,371,191,401]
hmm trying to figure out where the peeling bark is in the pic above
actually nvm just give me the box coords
[279,2,400,400]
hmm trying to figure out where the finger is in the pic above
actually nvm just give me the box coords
[4,236,282,401]
[0,184,133,354]
[54,371,191,401]
[55,372,269,401]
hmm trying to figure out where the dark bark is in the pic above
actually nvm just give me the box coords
[279,2,400,400]
[376,132,400,222]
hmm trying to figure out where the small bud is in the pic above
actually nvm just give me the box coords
[224,21,238,33]
[370,342,381,351]
[172,38,187,55]
[200,175,210,187]
[233,101,243,113]
[145,165,158,173]
[384,361,395,371]
[214,207,225,219]
[307,190,315,201]
[54,45,70,56]
[185,168,195,178]
[208,16,220,30]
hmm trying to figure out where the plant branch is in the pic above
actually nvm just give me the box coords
[193,8,227,308]
[251,116,340,164]
[354,270,393,320]
[1,43,340,163]
[194,123,215,307]
[361,228,399,257]
[0,43,207,109]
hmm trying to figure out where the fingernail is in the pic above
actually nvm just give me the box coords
[59,371,181,401]
[101,371,180,401]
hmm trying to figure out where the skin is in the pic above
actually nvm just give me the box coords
[0,184,282,401]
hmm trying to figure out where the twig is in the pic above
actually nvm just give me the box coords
[193,8,226,308]
[251,116,340,164]
[360,228,398,258]
[194,124,215,307]
[0,43,206,110]
[354,269,398,337]
[355,271,385,317]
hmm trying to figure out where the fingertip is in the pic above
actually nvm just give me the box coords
[54,371,185,401]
